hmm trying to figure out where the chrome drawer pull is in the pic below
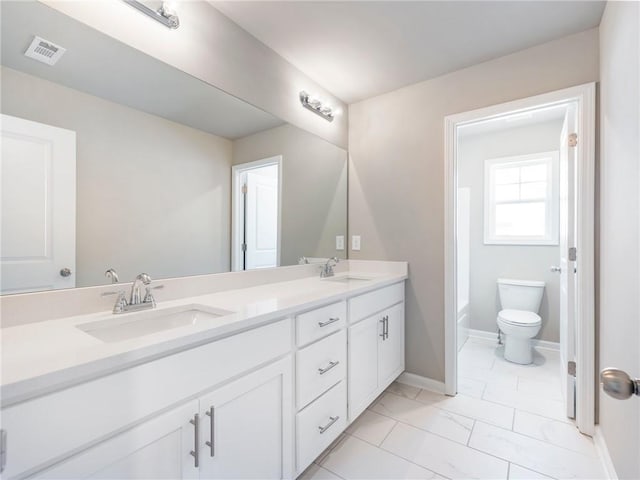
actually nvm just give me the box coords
[379,317,386,339]
[318,416,340,434]
[205,406,215,457]
[189,413,199,468]
[318,360,340,375]
[318,317,340,327]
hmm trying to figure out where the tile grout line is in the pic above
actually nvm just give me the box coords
[509,460,559,479]
[376,418,399,447]
[466,419,476,447]
[467,419,605,463]
[345,429,452,480]
[314,459,347,480]
[362,407,475,448]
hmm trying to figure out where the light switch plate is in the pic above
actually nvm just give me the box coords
[352,235,361,251]
[336,235,345,250]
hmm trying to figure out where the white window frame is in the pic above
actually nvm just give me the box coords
[484,151,559,245]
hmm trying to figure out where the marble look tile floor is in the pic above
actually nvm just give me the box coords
[299,337,606,480]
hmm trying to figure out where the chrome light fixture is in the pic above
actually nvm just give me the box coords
[299,91,334,122]
[123,0,180,29]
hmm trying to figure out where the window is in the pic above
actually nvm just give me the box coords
[484,152,559,245]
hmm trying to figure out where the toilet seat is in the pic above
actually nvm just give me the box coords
[498,309,541,326]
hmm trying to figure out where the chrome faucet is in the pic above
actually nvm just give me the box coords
[108,273,157,314]
[320,257,339,278]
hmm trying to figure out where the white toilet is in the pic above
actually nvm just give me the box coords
[496,278,545,365]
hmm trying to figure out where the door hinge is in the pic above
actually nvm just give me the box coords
[241,184,248,194]
[568,361,576,377]
[568,247,577,262]
[569,133,578,147]
[241,243,247,252]
[1,429,7,474]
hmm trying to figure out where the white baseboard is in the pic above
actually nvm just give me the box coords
[468,328,498,342]
[593,426,618,480]
[467,328,560,352]
[396,372,446,394]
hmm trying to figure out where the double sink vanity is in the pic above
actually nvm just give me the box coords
[0,3,405,479]
[1,261,407,479]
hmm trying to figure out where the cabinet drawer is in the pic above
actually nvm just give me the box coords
[1,319,292,479]
[296,330,346,410]
[296,301,346,346]
[296,381,347,474]
[349,282,404,324]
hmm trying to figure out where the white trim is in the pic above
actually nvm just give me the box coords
[483,151,560,245]
[467,329,560,351]
[231,156,283,272]
[444,82,596,434]
[396,372,446,395]
[594,426,619,480]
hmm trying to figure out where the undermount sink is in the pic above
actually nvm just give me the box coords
[76,305,234,343]
[323,275,373,284]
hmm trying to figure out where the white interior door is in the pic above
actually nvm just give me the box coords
[1,114,76,294]
[244,165,278,270]
[559,106,578,418]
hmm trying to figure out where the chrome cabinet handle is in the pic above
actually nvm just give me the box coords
[550,266,562,273]
[59,268,72,277]
[318,317,340,327]
[189,413,199,468]
[205,407,215,457]
[379,317,386,339]
[384,315,389,340]
[318,416,340,434]
[318,360,340,375]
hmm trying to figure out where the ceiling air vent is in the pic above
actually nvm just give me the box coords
[24,36,66,66]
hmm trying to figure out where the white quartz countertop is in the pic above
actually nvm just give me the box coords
[1,269,407,407]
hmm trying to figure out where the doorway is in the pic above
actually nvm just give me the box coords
[231,156,282,271]
[444,84,596,435]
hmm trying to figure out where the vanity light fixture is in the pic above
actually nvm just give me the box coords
[123,0,180,29]
[299,91,334,122]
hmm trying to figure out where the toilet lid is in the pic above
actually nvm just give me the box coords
[498,309,541,326]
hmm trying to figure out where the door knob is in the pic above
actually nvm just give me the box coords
[600,368,640,400]
[59,268,72,277]
[550,266,561,273]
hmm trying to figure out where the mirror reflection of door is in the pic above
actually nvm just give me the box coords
[1,114,76,294]
[232,157,281,271]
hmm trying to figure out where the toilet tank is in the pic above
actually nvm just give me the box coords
[497,278,545,312]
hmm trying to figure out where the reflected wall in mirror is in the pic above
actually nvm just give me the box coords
[0,1,347,294]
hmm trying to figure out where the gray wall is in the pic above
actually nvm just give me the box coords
[598,1,640,478]
[458,121,563,343]
[43,1,347,148]
[1,66,232,286]
[348,28,599,382]
[233,124,348,266]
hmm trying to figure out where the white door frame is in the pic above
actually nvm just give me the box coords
[231,156,283,271]
[443,83,596,435]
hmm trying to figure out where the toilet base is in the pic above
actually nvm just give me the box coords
[503,335,533,365]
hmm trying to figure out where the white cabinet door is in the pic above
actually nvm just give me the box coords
[1,114,76,294]
[348,315,380,420]
[31,400,199,480]
[198,357,293,479]
[378,303,405,388]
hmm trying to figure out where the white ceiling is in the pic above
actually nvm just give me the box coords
[1,1,283,139]
[212,1,605,104]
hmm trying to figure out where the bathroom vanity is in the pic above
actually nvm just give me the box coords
[0,262,407,479]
